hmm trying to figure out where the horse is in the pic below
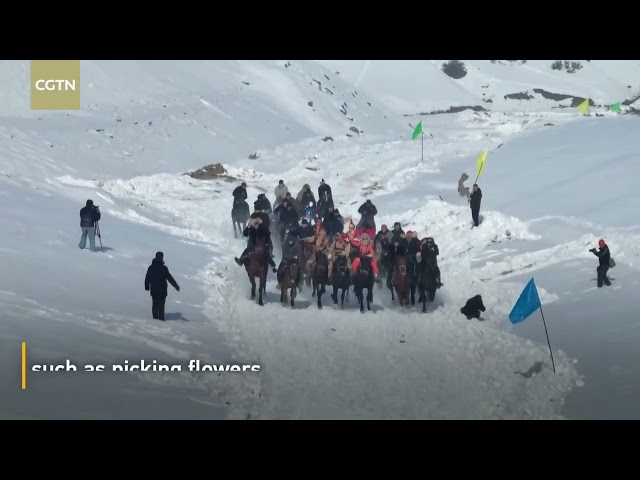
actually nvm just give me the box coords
[232,200,250,239]
[416,258,440,313]
[301,239,317,287]
[353,255,375,313]
[392,255,411,307]
[280,260,300,308]
[375,237,392,290]
[331,255,351,308]
[312,251,330,309]
[245,240,268,306]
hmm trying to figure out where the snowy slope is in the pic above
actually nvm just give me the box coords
[1,60,639,419]
[316,60,640,114]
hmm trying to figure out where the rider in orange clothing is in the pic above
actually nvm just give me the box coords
[351,232,379,277]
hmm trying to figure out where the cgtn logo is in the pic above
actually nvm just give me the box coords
[34,79,77,91]
[30,60,81,110]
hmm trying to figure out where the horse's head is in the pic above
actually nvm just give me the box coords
[358,255,373,277]
[395,255,408,273]
[316,251,329,266]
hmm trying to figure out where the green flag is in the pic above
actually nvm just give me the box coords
[610,102,621,113]
[412,121,423,140]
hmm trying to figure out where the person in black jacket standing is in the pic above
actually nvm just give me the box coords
[78,199,101,251]
[469,184,482,227]
[144,252,180,320]
[145,252,180,321]
[590,239,612,288]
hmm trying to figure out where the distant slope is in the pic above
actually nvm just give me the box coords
[0,60,404,182]
[316,60,640,114]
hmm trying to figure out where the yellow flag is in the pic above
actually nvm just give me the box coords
[476,150,488,178]
[577,98,590,115]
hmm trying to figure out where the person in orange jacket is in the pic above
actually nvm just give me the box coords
[351,232,379,277]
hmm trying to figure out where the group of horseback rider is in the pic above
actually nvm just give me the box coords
[232,178,443,305]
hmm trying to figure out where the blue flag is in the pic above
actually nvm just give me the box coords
[509,278,541,324]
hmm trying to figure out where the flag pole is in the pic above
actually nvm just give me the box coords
[421,132,424,163]
[539,305,556,374]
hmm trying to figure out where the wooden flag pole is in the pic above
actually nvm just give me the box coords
[421,132,424,163]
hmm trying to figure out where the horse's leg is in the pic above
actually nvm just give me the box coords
[250,273,256,299]
[291,286,296,308]
[332,283,338,304]
[410,282,416,306]
[367,286,373,311]
[262,265,268,294]
[258,273,265,306]
[341,289,346,308]
[317,283,323,309]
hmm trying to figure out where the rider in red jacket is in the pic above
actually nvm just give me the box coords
[350,232,379,277]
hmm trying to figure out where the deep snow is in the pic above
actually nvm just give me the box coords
[1,60,638,419]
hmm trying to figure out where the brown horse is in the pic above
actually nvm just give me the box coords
[301,239,316,287]
[245,241,268,306]
[280,260,300,308]
[392,255,411,307]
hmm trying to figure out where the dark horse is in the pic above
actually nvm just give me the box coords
[245,240,268,306]
[416,257,440,313]
[353,255,375,313]
[280,260,300,308]
[392,255,411,307]
[312,251,330,309]
[232,200,250,239]
[375,237,392,291]
[331,255,351,308]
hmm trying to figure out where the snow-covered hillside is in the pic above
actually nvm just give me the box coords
[317,60,640,114]
[1,60,639,419]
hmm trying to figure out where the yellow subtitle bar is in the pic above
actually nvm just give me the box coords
[22,342,26,390]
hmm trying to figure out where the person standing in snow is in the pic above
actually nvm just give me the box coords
[78,199,101,251]
[469,184,482,227]
[589,239,612,288]
[145,252,180,321]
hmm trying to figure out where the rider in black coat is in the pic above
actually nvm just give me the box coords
[235,217,276,270]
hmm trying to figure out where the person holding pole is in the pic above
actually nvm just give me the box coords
[78,199,101,252]
[469,184,482,227]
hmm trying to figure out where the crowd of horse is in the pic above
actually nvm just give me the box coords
[231,198,441,314]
